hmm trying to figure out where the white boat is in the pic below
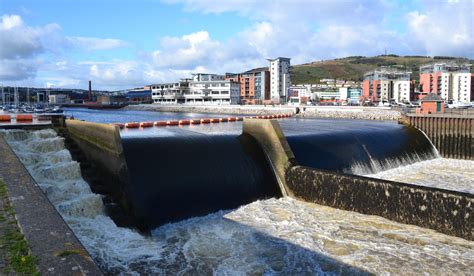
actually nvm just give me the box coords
[447,101,471,109]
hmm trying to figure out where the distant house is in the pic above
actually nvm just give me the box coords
[417,93,444,114]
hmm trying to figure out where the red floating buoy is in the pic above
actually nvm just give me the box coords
[154,121,167,127]
[125,122,140,128]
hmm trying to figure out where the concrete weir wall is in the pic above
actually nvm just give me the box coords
[242,119,296,197]
[65,119,130,210]
[243,119,473,240]
[399,114,474,160]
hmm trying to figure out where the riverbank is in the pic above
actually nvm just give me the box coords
[126,104,401,121]
[124,104,296,115]
[298,106,401,120]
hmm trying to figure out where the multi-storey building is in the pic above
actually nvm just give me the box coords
[419,63,473,103]
[151,79,190,104]
[225,68,270,104]
[187,73,240,105]
[362,69,412,104]
[268,57,291,104]
[151,74,240,105]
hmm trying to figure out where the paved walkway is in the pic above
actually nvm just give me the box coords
[0,136,102,275]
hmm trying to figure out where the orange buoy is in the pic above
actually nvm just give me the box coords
[236,117,243,121]
[154,121,167,127]
[190,119,201,124]
[140,122,154,128]
[228,117,236,122]
[16,114,33,121]
[125,122,139,128]
[167,120,179,126]
[0,115,11,122]
[201,119,211,124]
[220,118,228,122]
[179,119,190,125]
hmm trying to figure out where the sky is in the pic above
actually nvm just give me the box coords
[0,0,473,90]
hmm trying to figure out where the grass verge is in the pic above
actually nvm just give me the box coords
[0,179,40,275]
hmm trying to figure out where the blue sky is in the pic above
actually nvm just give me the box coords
[0,0,473,90]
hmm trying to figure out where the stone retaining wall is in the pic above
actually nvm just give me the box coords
[286,165,473,240]
[298,107,401,120]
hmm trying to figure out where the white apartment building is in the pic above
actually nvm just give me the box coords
[439,73,472,103]
[151,74,240,105]
[392,80,411,103]
[151,79,190,104]
[187,74,240,105]
[419,63,473,103]
[268,57,291,104]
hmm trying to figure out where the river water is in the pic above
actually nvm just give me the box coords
[1,109,473,274]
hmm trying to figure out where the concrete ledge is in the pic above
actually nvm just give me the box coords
[66,119,123,155]
[0,136,102,274]
[243,119,296,196]
[65,119,132,218]
[286,165,473,240]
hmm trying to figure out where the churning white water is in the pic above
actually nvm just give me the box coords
[367,158,474,194]
[1,129,473,274]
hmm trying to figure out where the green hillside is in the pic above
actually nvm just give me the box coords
[291,55,474,84]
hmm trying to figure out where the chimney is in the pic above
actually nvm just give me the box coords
[88,80,92,100]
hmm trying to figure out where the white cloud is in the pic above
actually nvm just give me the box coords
[407,1,474,57]
[67,36,128,51]
[0,14,130,83]
[0,14,23,30]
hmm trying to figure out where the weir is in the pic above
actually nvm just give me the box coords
[59,117,472,240]
[63,118,280,230]
[242,118,473,240]
[399,114,474,160]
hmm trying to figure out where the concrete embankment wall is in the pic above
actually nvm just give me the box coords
[65,119,131,211]
[298,106,401,120]
[286,166,472,240]
[242,119,296,197]
[126,104,297,115]
[243,119,473,240]
[399,115,474,160]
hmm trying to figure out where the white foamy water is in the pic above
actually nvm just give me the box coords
[1,129,473,274]
[0,129,162,274]
[367,158,474,194]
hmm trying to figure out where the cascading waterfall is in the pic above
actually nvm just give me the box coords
[285,124,439,175]
[0,129,162,274]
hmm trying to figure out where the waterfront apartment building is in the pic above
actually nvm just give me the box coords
[187,73,240,105]
[362,69,412,104]
[151,74,240,105]
[268,57,291,104]
[151,79,191,104]
[225,68,270,104]
[419,63,473,103]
